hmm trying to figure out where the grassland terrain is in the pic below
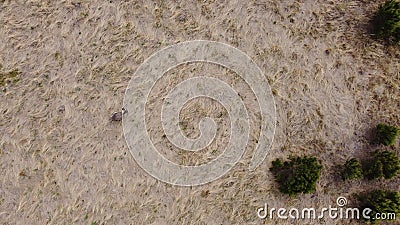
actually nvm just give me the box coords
[0,0,399,224]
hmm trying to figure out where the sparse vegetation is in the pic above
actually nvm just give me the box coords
[342,158,363,181]
[0,69,20,86]
[358,190,400,224]
[1,1,400,224]
[372,0,400,42]
[375,123,399,146]
[270,156,322,196]
[365,150,400,180]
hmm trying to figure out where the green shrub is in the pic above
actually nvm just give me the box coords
[365,150,400,180]
[359,190,400,224]
[270,156,322,196]
[342,158,363,181]
[372,0,400,42]
[375,123,399,146]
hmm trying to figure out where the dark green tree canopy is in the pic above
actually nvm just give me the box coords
[372,0,400,42]
[375,123,399,146]
[365,150,400,180]
[270,156,322,196]
[359,190,400,224]
[342,158,363,181]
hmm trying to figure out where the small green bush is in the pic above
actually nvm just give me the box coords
[372,0,400,42]
[270,156,322,196]
[342,158,363,181]
[359,190,400,224]
[375,123,399,146]
[365,150,400,180]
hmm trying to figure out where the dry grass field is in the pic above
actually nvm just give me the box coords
[0,0,399,224]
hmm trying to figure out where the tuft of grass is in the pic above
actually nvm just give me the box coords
[0,69,20,86]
